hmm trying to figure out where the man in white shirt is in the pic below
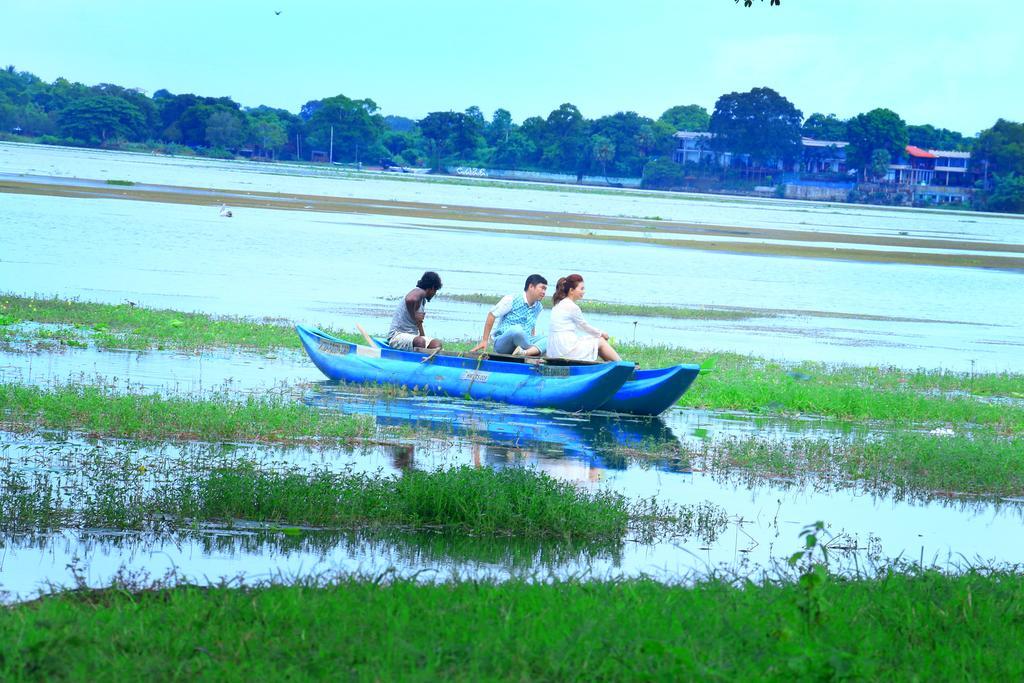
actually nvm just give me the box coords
[469,274,547,356]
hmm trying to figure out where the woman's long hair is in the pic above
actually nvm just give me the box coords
[552,274,583,306]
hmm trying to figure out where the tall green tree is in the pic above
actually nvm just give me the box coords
[591,134,615,177]
[176,104,227,147]
[642,157,684,189]
[31,77,90,116]
[205,110,245,150]
[0,102,16,133]
[802,113,847,141]
[709,87,802,166]
[156,92,241,143]
[382,130,413,157]
[869,148,891,180]
[248,113,287,157]
[972,119,1024,177]
[92,83,159,139]
[486,108,513,145]
[983,173,1024,212]
[491,131,535,168]
[590,111,655,176]
[518,116,547,165]
[541,103,589,173]
[246,105,302,159]
[419,111,482,169]
[2,102,55,136]
[646,120,679,158]
[0,66,41,105]
[845,108,908,178]
[304,94,386,163]
[464,105,485,131]
[659,104,709,132]
[908,123,966,151]
[383,115,417,132]
[58,95,145,144]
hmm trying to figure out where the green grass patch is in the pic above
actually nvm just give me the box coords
[0,294,354,351]
[4,295,1023,429]
[4,571,1023,680]
[184,464,637,539]
[695,431,1024,499]
[1,456,713,541]
[0,383,372,443]
[616,344,1024,432]
[443,292,760,321]
[104,179,135,186]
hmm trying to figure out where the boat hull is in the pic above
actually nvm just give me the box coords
[296,326,635,412]
[368,335,699,416]
[602,365,700,416]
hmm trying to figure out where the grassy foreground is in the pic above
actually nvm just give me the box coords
[2,463,694,541]
[4,572,1022,681]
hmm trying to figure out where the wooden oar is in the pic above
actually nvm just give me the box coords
[355,324,377,347]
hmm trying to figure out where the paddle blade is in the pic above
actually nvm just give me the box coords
[355,324,376,347]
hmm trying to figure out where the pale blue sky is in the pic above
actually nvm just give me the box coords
[2,0,1020,135]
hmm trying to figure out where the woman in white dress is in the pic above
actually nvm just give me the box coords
[546,274,621,362]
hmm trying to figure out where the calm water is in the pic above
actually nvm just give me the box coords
[2,158,1023,370]
[4,142,1024,243]
[2,420,1021,602]
[1,143,1022,599]
[0,344,1018,600]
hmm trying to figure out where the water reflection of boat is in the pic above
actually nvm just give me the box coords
[303,385,690,473]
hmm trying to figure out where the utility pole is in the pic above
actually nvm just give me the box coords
[329,126,334,164]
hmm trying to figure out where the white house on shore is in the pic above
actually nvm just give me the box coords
[886,147,972,187]
[672,131,847,173]
[673,131,972,190]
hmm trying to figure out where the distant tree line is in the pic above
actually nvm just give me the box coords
[1,64,1022,212]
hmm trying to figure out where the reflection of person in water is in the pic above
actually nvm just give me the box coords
[470,443,602,483]
[389,444,415,470]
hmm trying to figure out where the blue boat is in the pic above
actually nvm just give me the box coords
[296,325,636,412]
[368,337,700,416]
[600,364,700,416]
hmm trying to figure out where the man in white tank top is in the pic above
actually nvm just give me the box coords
[387,271,443,351]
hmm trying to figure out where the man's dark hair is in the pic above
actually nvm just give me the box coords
[417,271,443,291]
[523,274,547,291]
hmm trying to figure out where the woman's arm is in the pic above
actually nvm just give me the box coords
[570,303,604,337]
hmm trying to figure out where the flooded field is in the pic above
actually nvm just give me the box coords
[2,144,1023,371]
[1,143,1022,604]
[3,142,1024,244]
[3,409,1022,602]
[1,337,1021,600]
